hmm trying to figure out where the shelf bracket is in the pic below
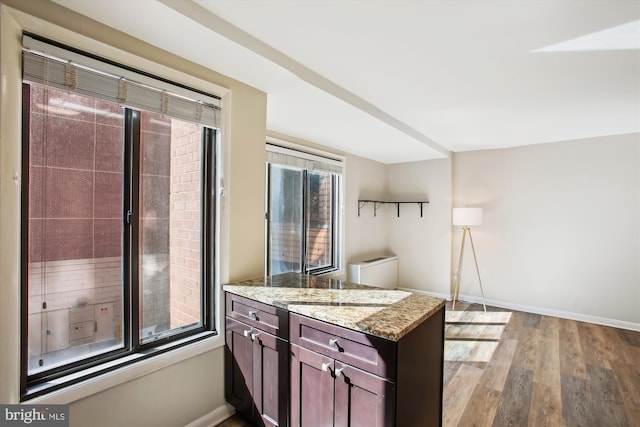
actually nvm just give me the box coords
[373,201,383,217]
[357,200,367,217]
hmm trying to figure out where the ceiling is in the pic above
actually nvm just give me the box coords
[52,0,639,164]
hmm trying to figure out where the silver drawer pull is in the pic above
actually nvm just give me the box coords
[329,339,339,349]
[248,310,258,319]
[321,362,331,372]
[334,367,344,377]
[251,332,260,341]
[243,329,251,337]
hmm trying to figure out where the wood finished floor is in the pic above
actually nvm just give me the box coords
[216,301,640,427]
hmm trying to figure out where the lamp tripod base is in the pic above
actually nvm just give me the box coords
[452,226,486,311]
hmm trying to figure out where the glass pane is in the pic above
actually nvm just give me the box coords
[27,85,125,374]
[269,166,303,274]
[306,171,334,270]
[139,112,203,343]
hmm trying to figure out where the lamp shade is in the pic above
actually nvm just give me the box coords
[452,207,483,226]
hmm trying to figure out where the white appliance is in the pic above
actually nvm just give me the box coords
[347,256,398,289]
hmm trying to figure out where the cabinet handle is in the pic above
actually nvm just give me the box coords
[329,339,339,349]
[321,362,331,372]
[243,329,252,337]
[251,332,260,341]
[334,367,344,377]
[248,310,258,319]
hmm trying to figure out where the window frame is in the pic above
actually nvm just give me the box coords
[20,65,220,400]
[304,170,340,274]
[265,148,343,276]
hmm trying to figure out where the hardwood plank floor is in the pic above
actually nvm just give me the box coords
[444,301,639,427]
[217,301,640,427]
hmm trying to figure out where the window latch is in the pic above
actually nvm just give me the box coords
[126,210,132,224]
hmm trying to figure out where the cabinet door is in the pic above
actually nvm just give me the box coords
[334,362,396,427]
[225,317,254,419]
[252,330,289,427]
[290,344,335,427]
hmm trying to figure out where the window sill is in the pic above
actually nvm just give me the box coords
[24,331,224,404]
[309,267,341,277]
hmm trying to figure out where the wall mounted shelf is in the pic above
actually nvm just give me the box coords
[358,200,429,217]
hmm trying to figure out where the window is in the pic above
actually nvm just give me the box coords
[20,36,220,398]
[266,144,342,275]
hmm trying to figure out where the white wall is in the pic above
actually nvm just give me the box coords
[387,158,452,296]
[0,1,266,425]
[452,134,640,327]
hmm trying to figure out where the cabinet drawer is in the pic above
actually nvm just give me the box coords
[290,313,396,379]
[226,293,288,339]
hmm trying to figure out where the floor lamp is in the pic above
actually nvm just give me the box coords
[452,207,486,311]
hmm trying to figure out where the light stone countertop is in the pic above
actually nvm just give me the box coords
[223,272,445,341]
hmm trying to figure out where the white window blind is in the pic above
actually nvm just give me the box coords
[266,143,343,174]
[22,34,221,128]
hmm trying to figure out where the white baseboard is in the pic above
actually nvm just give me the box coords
[397,287,640,332]
[185,402,235,427]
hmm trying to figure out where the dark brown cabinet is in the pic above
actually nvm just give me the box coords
[290,344,335,427]
[225,316,255,418]
[290,343,395,427]
[289,310,444,427]
[333,360,395,427]
[225,291,444,427]
[225,294,289,427]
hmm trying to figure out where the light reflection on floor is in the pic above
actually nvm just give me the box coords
[444,311,512,363]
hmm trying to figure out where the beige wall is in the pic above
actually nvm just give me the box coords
[0,2,23,407]
[0,2,266,426]
[452,134,640,327]
[342,154,452,295]
[387,158,452,296]
[70,350,226,427]
[343,153,390,266]
[345,135,639,330]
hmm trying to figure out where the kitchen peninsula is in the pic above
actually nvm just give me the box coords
[224,273,445,427]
